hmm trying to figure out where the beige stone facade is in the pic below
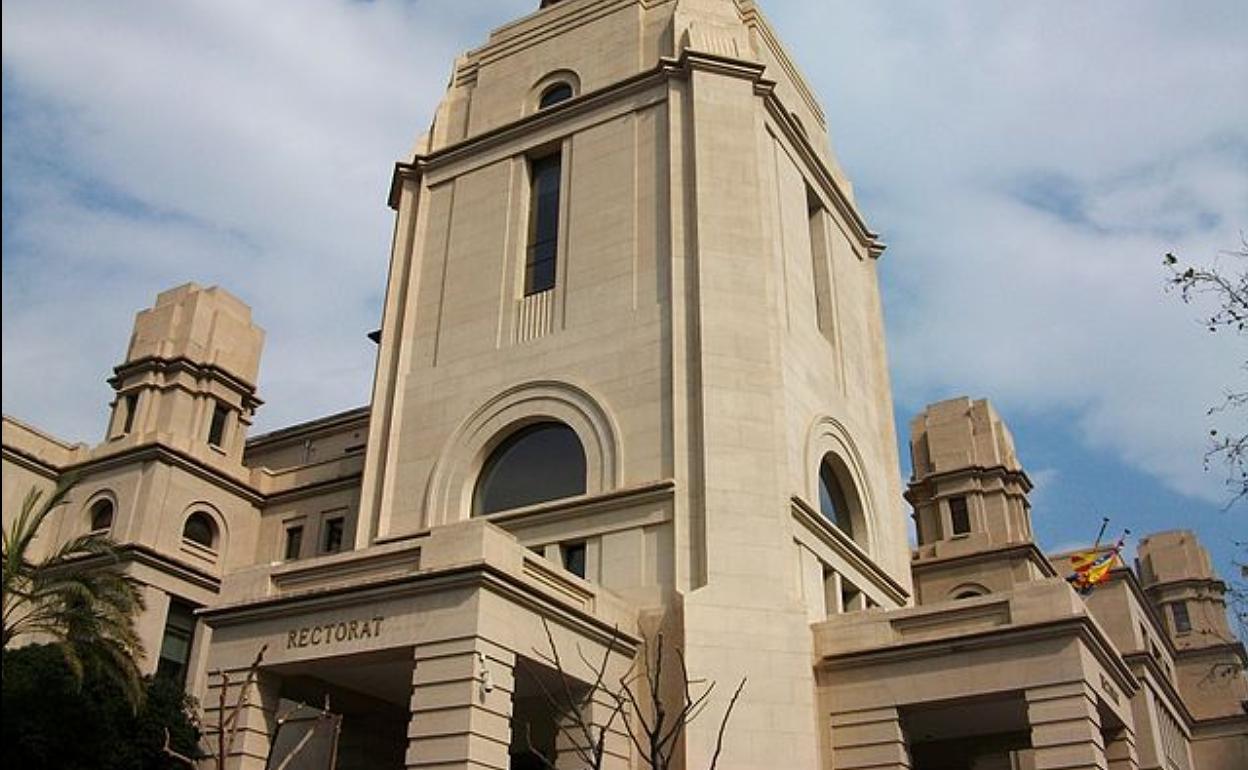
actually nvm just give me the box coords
[3,1,1245,769]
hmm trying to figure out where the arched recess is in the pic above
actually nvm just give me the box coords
[178,502,227,558]
[804,416,876,553]
[949,582,991,600]
[83,491,118,534]
[426,380,620,526]
[527,69,581,115]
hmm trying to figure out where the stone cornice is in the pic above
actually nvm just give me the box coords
[62,443,264,505]
[389,50,882,257]
[818,614,1141,699]
[200,561,639,653]
[111,354,261,406]
[911,541,1059,580]
[59,542,221,594]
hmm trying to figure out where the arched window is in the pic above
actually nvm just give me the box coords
[89,499,114,533]
[817,455,855,538]
[538,82,574,109]
[182,512,217,549]
[474,422,587,515]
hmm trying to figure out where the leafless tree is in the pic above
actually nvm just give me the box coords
[164,645,268,770]
[1164,236,1248,506]
[519,619,745,770]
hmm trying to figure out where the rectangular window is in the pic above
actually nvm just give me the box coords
[1171,602,1192,634]
[284,525,304,561]
[949,496,971,535]
[322,516,345,554]
[207,402,229,447]
[157,600,197,684]
[121,393,139,434]
[562,541,586,579]
[525,152,562,295]
[807,186,834,335]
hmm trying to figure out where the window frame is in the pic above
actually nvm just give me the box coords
[473,421,588,516]
[207,402,230,448]
[524,151,563,296]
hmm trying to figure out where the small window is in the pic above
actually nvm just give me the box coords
[562,542,587,579]
[322,516,345,554]
[157,600,197,684]
[473,422,587,515]
[89,499,115,533]
[121,394,139,435]
[817,456,854,538]
[525,153,562,295]
[949,496,971,535]
[182,512,217,549]
[538,82,574,109]
[284,525,304,561]
[207,402,229,448]
[1171,602,1192,634]
[954,590,982,600]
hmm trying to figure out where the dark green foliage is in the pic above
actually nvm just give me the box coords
[2,644,201,770]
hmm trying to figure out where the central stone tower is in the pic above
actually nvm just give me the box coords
[358,2,911,766]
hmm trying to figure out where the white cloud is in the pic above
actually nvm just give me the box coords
[771,0,1248,505]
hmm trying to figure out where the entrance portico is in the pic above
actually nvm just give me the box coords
[196,519,639,770]
[815,580,1141,770]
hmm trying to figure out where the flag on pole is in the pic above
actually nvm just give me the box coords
[1066,529,1129,596]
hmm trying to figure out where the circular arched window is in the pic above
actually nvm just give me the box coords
[818,455,855,538]
[538,82,574,109]
[182,512,217,549]
[473,422,587,515]
[89,499,114,533]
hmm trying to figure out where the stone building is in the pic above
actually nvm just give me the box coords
[2,1,1245,768]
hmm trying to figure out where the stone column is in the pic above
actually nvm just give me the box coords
[829,706,912,769]
[1103,727,1139,770]
[552,690,631,770]
[1025,683,1109,770]
[201,668,281,770]
[408,637,515,770]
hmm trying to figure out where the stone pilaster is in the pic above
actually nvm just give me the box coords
[407,637,515,770]
[1103,727,1139,770]
[1026,683,1109,770]
[201,668,281,770]
[829,706,912,769]
[552,690,631,770]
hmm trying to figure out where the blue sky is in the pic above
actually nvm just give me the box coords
[2,0,1245,584]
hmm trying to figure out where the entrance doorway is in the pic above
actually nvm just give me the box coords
[269,648,414,770]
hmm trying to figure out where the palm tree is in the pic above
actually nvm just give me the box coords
[2,480,146,707]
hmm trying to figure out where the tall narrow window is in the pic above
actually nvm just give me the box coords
[284,525,304,561]
[817,455,855,539]
[525,153,562,295]
[207,402,229,448]
[1171,602,1192,634]
[121,393,139,434]
[322,516,345,554]
[562,541,587,579]
[157,600,197,684]
[807,186,834,335]
[949,496,971,535]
